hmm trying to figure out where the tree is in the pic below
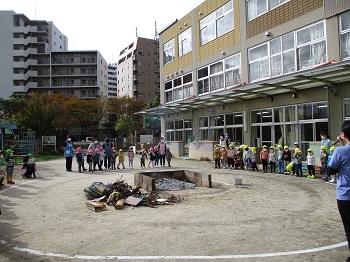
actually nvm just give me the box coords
[105,96,146,136]
[14,93,61,138]
[114,114,136,137]
[143,96,161,136]
[65,97,106,138]
[0,93,28,121]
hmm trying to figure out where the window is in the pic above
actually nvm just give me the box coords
[247,0,290,21]
[164,73,193,103]
[200,1,234,45]
[248,21,326,82]
[198,53,241,95]
[340,11,350,60]
[344,99,350,120]
[163,39,175,64]
[178,28,192,56]
[296,21,326,69]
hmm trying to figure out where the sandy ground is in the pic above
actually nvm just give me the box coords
[0,157,349,262]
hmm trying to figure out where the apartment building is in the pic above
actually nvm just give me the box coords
[30,50,109,99]
[117,37,160,104]
[0,11,68,98]
[108,63,118,97]
[0,11,109,99]
[143,0,350,159]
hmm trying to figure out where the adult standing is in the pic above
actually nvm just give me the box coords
[88,138,99,153]
[328,121,350,262]
[320,131,332,153]
[224,133,232,148]
[62,135,74,172]
[103,138,113,169]
[157,137,167,167]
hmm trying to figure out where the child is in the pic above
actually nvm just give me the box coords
[153,146,159,168]
[93,148,100,171]
[235,146,244,169]
[127,146,135,169]
[117,149,125,169]
[285,162,295,175]
[277,144,284,174]
[227,143,235,169]
[260,145,269,173]
[86,149,94,171]
[213,144,221,169]
[306,148,316,179]
[282,145,291,174]
[140,149,148,168]
[328,146,336,183]
[0,151,5,188]
[251,147,258,172]
[320,145,328,182]
[269,146,276,173]
[110,147,117,170]
[98,146,104,171]
[5,149,15,184]
[221,145,228,169]
[148,147,155,168]
[76,147,84,173]
[244,145,252,171]
[294,148,303,177]
[165,146,172,167]
[22,153,36,178]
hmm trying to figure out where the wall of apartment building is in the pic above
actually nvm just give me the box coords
[0,11,16,98]
[117,37,160,104]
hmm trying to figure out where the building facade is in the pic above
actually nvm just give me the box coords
[0,11,109,99]
[31,50,109,99]
[117,37,160,104]
[0,11,68,98]
[146,0,350,159]
[108,63,118,97]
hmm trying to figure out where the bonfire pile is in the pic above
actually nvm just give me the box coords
[84,177,182,211]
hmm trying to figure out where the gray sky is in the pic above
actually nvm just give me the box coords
[0,0,205,64]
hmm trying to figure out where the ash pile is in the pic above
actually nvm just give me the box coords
[84,177,182,212]
[155,178,195,191]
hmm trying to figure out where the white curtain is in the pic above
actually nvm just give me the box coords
[247,0,257,21]
[310,23,325,65]
[340,32,350,60]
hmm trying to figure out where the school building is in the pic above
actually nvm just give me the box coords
[140,0,350,160]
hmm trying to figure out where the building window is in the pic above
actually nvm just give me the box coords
[198,53,241,95]
[164,73,193,103]
[163,39,175,64]
[248,21,326,82]
[251,102,327,151]
[166,119,192,142]
[200,1,234,45]
[178,27,192,57]
[296,21,326,70]
[340,10,350,61]
[344,98,350,120]
[247,0,290,21]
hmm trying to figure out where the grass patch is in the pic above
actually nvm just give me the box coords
[36,154,64,162]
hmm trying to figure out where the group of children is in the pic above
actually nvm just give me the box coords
[75,145,173,172]
[76,146,136,172]
[142,145,173,169]
[212,143,336,182]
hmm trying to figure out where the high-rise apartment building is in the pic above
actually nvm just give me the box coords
[108,63,118,97]
[0,11,108,99]
[0,11,68,98]
[143,0,350,159]
[117,37,160,104]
